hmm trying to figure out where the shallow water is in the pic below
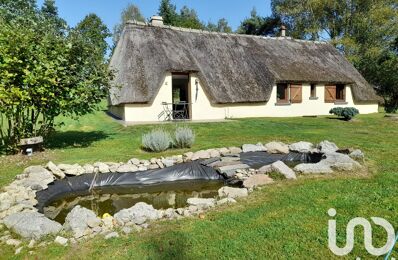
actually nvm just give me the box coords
[44,180,224,224]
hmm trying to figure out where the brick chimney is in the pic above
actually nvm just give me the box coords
[281,25,286,37]
[150,16,164,26]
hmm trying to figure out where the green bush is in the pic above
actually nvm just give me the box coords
[329,107,359,121]
[174,126,195,148]
[142,129,172,152]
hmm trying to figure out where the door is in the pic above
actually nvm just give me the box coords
[172,73,190,120]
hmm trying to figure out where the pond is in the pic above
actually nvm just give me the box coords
[43,180,224,224]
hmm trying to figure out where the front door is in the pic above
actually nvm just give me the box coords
[172,73,190,120]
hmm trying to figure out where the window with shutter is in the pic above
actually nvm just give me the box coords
[336,84,345,101]
[290,84,302,103]
[325,85,336,103]
[277,83,289,103]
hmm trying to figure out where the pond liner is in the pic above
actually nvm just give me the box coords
[35,161,225,212]
[239,151,323,169]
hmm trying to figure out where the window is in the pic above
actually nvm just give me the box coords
[336,84,345,101]
[277,83,289,103]
[310,84,317,98]
[325,84,346,103]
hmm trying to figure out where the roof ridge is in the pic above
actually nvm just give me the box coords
[125,20,328,45]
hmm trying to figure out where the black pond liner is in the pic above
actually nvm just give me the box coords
[36,151,323,213]
[36,161,224,213]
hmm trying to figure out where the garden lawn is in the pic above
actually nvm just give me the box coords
[0,109,398,259]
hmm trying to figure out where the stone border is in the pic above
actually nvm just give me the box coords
[0,140,364,254]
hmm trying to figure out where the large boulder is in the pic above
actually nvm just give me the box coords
[218,187,248,199]
[265,142,289,154]
[63,206,101,238]
[3,212,62,239]
[294,163,333,174]
[114,202,160,226]
[271,161,297,179]
[17,166,54,190]
[318,140,339,154]
[187,198,216,209]
[242,143,266,153]
[289,141,314,153]
[243,174,274,188]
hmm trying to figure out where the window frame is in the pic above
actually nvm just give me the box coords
[310,84,317,99]
[335,84,346,102]
[276,83,289,104]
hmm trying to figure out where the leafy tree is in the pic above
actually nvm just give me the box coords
[0,4,112,153]
[206,18,232,33]
[237,8,281,36]
[112,3,145,47]
[40,0,66,31]
[76,14,110,59]
[158,0,178,25]
[0,0,36,20]
[175,5,204,29]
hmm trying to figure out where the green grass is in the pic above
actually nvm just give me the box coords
[1,109,398,259]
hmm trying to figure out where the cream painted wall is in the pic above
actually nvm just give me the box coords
[115,73,378,122]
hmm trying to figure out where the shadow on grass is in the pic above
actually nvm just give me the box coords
[144,230,189,260]
[45,131,110,149]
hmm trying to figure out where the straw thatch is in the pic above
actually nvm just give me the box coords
[109,22,378,105]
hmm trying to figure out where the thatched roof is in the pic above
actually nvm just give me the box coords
[109,22,378,105]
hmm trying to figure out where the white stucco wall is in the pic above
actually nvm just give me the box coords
[116,73,378,122]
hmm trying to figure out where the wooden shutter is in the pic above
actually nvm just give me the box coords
[290,84,302,103]
[325,85,336,103]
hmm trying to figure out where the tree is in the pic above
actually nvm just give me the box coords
[175,5,204,29]
[271,0,398,112]
[158,0,178,25]
[76,14,110,59]
[113,3,145,48]
[206,18,232,33]
[237,7,281,36]
[0,5,112,153]
[40,0,66,31]
[0,0,37,21]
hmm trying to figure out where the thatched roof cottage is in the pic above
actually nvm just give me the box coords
[108,16,378,122]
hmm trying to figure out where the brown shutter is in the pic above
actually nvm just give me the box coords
[325,85,336,103]
[290,84,302,103]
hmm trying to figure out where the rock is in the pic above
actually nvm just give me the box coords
[217,198,237,205]
[229,147,242,154]
[122,227,132,235]
[242,143,266,153]
[63,206,101,238]
[243,174,274,188]
[217,164,250,177]
[257,165,273,174]
[148,164,160,170]
[184,152,194,161]
[187,198,216,208]
[218,147,230,156]
[318,140,339,153]
[161,158,174,167]
[220,156,240,162]
[128,158,140,165]
[58,164,85,176]
[156,160,165,169]
[349,149,365,161]
[117,164,139,173]
[104,232,119,240]
[15,247,23,255]
[3,212,62,239]
[82,164,94,174]
[200,157,220,166]
[271,161,297,179]
[46,161,65,179]
[191,150,211,161]
[294,163,333,174]
[163,208,176,219]
[289,141,314,153]
[6,238,22,247]
[265,142,289,154]
[54,236,68,246]
[28,239,36,248]
[114,202,160,226]
[138,166,148,171]
[208,149,221,158]
[18,166,54,190]
[140,160,151,166]
[322,152,361,170]
[218,187,248,199]
[102,216,114,229]
[93,162,109,173]
[108,163,120,173]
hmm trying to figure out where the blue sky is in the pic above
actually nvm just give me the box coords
[37,0,273,31]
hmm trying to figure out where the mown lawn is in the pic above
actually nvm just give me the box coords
[0,109,397,259]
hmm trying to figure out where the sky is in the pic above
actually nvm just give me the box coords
[36,0,273,31]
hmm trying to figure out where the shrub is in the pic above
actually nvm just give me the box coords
[329,107,359,121]
[174,126,195,148]
[142,129,172,152]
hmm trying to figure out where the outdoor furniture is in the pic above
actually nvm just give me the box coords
[159,102,191,121]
